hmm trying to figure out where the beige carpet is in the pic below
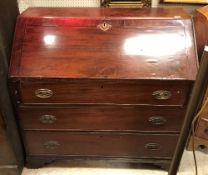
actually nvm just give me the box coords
[22,150,208,175]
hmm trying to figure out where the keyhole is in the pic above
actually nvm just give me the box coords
[101,85,104,88]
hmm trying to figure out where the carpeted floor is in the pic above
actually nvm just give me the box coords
[22,150,208,175]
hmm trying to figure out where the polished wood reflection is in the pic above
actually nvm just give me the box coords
[10,8,198,80]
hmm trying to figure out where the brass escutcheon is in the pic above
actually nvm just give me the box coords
[35,89,53,99]
[152,90,172,100]
[97,22,112,31]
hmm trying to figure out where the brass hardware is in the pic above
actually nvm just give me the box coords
[101,0,151,8]
[97,22,112,31]
[35,89,53,99]
[39,115,57,124]
[141,0,151,7]
[44,141,60,149]
[145,143,160,150]
[152,90,172,100]
[149,116,167,126]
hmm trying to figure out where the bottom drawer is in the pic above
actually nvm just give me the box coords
[24,132,178,159]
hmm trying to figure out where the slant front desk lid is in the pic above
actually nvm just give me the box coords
[10,8,198,80]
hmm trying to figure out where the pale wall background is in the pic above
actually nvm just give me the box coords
[17,0,100,13]
[18,0,205,14]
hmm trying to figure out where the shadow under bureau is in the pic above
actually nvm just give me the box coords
[9,7,198,171]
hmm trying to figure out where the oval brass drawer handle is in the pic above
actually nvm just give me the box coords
[149,116,167,126]
[44,141,60,149]
[39,115,57,124]
[152,90,172,100]
[35,89,53,99]
[145,143,160,151]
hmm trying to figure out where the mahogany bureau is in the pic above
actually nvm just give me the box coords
[9,7,198,170]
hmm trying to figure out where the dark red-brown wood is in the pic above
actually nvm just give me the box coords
[19,105,186,132]
[24,131,179,158]
[19,7,190,19]
[9,8,198,80]
[19,79,191,105]
[8,7,199,171]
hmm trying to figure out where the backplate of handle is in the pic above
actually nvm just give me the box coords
[44,141,60,149]
[145,143,160,150]
[152,90,172,100]
[39,115,57,124]
[35,89,53,99]
[149,116,167,126]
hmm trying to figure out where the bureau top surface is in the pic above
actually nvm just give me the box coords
[9,7,198,80]
[20,7,190,19]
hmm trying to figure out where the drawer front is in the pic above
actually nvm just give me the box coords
[195,118,208,140]
[19,80,190,105]
[24,131,178,158]
[19,105,185,132]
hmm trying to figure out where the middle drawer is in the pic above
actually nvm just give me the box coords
[19,105,185,132]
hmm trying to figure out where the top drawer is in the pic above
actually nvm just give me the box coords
[17,79,191,105]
